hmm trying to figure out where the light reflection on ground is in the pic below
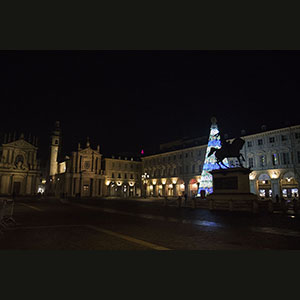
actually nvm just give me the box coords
[76,204,300,238]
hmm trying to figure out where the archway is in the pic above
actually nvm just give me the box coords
[258,173,272,198]
[281,172,298,199]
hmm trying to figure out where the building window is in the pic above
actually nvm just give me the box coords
[55,139,58,145]
[118,173,121,178]
[282,153,290,165]
[269,137,275,143]
[295,132,300,139]
[185,153,188,158]
[258,139,263,146]
[297,151,300,163]
[185,165,189,173]
[124,173,127,179]
[130,174,133,179]
[247,141,252,147]
[259,155,266,167]
[272,153,278,166]
[112,173,115,178]
[179,154,182,159]
[281,135,288,141]
[248,157,254,168]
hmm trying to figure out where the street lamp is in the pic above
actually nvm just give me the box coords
[141,172,149,198]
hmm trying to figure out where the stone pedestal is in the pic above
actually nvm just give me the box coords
[207,168,258,213]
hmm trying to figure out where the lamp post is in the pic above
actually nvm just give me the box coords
[141,172,149,198]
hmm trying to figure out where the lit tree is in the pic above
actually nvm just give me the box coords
[198,117,229,196]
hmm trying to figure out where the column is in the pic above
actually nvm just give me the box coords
[10,175,14,194]
[250,180,258,195]
[271,179,281,198]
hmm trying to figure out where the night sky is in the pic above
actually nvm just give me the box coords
[0,51,299,160]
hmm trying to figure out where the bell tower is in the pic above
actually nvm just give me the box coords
[49,121,61,177]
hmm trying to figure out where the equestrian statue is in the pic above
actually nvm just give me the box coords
[208,134,246,169]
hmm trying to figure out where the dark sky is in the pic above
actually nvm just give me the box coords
[0,51,299,160]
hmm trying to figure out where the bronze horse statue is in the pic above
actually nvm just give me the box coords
[208,137,246,169]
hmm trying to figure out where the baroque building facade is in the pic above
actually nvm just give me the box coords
[47,122,105,197]
[104,156,142,197]
[0,133,41,196]
[44,121,300,200]
[141,124,300,200]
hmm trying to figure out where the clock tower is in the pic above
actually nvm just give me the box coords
[49,121,61,177]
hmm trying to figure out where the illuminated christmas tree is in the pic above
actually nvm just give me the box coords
[197,117,229,196]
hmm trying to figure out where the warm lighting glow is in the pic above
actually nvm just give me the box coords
[129,182,134,186]
[171,177,178,185]
[117,181,122,186]
[180,184,185,191]
[41,179,46,184]
[249,172,256,180]
[270,171,280,179]
[169,184,173,189]
[197,177,201,183]
[150,185,153,190]
[158,185,163,189]
[105,180,111,186]
[152,179,157,185]
[161,178,166,185]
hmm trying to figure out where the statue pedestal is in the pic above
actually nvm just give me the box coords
[207,168,258,213]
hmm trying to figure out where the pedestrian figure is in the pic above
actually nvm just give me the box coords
[164,195,168,206]
[184,193,188,206]
[293,197,298,214]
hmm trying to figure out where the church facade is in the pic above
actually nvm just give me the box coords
[0,133,41,196]
[47,122,105,198]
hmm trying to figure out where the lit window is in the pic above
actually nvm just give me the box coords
[272,154,278,166]
[259,155,266,167]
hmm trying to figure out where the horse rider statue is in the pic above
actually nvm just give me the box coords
[208,133,246,169]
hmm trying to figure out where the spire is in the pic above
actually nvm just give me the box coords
[55,121,60,130]
[86,137,90,148]
[97,145,100,152]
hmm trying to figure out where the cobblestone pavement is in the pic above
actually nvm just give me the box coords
[1,197,300,250]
